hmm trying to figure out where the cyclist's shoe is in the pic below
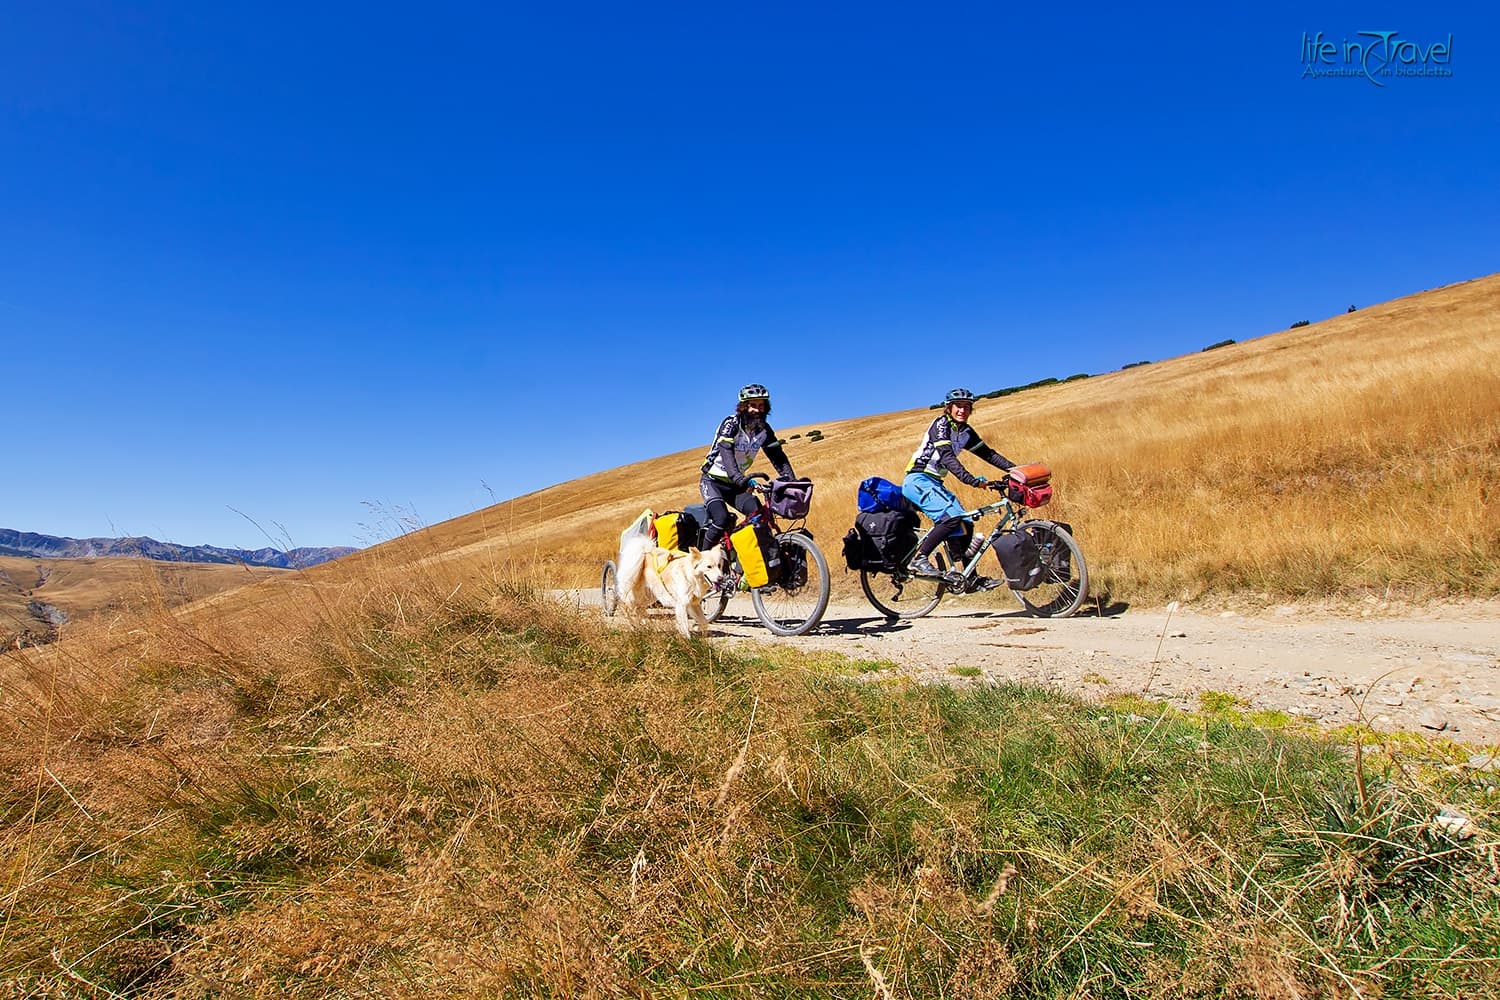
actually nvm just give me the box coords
[907,554,943,578]
[970,575,1006,593]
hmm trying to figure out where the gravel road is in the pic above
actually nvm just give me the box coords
[567,586,1500,748]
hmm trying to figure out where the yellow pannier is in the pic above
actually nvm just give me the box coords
[730,522,781,588]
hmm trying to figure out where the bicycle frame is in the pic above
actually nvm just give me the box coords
[860,481,1086,620]
[916,495,1030,583]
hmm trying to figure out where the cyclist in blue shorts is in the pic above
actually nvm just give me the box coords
[902,388,1016,580]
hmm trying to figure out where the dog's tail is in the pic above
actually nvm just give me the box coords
[616,534,650,612]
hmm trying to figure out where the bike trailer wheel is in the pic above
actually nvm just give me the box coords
[600,560,619,617]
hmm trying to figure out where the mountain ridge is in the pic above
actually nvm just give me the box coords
[0,528,355,569]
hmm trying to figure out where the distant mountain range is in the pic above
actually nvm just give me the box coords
[0,529,356,569]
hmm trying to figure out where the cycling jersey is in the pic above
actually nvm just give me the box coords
[701,415,794,484]
[905,414,1012,486]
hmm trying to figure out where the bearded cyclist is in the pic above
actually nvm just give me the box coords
[902,388,1016,581]
[699,383,796,550]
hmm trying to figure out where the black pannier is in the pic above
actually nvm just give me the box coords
[993,529,1043,591]
[681,504,715,550]
[854,509,920,571]
[1039,521,1073,583]
[778,531,810,589]
[841,527,865,571]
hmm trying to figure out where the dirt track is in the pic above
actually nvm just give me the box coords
[566,588,1500,749]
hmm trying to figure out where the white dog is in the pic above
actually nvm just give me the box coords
[615,532,729,637]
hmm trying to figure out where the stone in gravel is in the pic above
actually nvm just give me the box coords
[1418,709,1451,732]
[1379,697,1404,707]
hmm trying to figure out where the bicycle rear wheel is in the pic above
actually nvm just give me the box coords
[1013,522,1088,618]
[751,531,830,636]
[860,550,947,619]
[600,561,619,617]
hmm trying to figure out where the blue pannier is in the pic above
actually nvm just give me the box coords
[857,476,912,514]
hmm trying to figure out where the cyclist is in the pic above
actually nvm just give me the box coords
[699,383,797,550]
[902,387,1015,580]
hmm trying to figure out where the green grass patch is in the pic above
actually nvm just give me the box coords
[1245,707,1294,728]
[1199,689,1248,714]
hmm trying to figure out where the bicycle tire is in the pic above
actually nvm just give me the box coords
[750,531,830,636]
[859,550,947,619]
[1012,522,1088,619]
[600,561,619,617]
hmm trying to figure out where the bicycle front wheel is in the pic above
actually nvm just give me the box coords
[600,561,619,617]
[751,532,830,636]
[860,550,947,619]
[1014,522,1088,618]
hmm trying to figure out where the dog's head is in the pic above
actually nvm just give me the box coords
[690,545,729,594]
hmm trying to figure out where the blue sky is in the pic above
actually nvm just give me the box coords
[3,2,1496,549]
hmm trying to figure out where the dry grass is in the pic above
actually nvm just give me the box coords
[255,273,1498,612]
[3,552,1496,997]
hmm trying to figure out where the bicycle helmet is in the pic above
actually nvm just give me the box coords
[943,388,977,405]
[738,383,771,402]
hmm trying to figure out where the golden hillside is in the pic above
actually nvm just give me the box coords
[278,271,1498,611]
[0,554,285,644]
[63,270,1497,639]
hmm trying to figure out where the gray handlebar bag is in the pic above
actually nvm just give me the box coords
[769,478,814,519]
